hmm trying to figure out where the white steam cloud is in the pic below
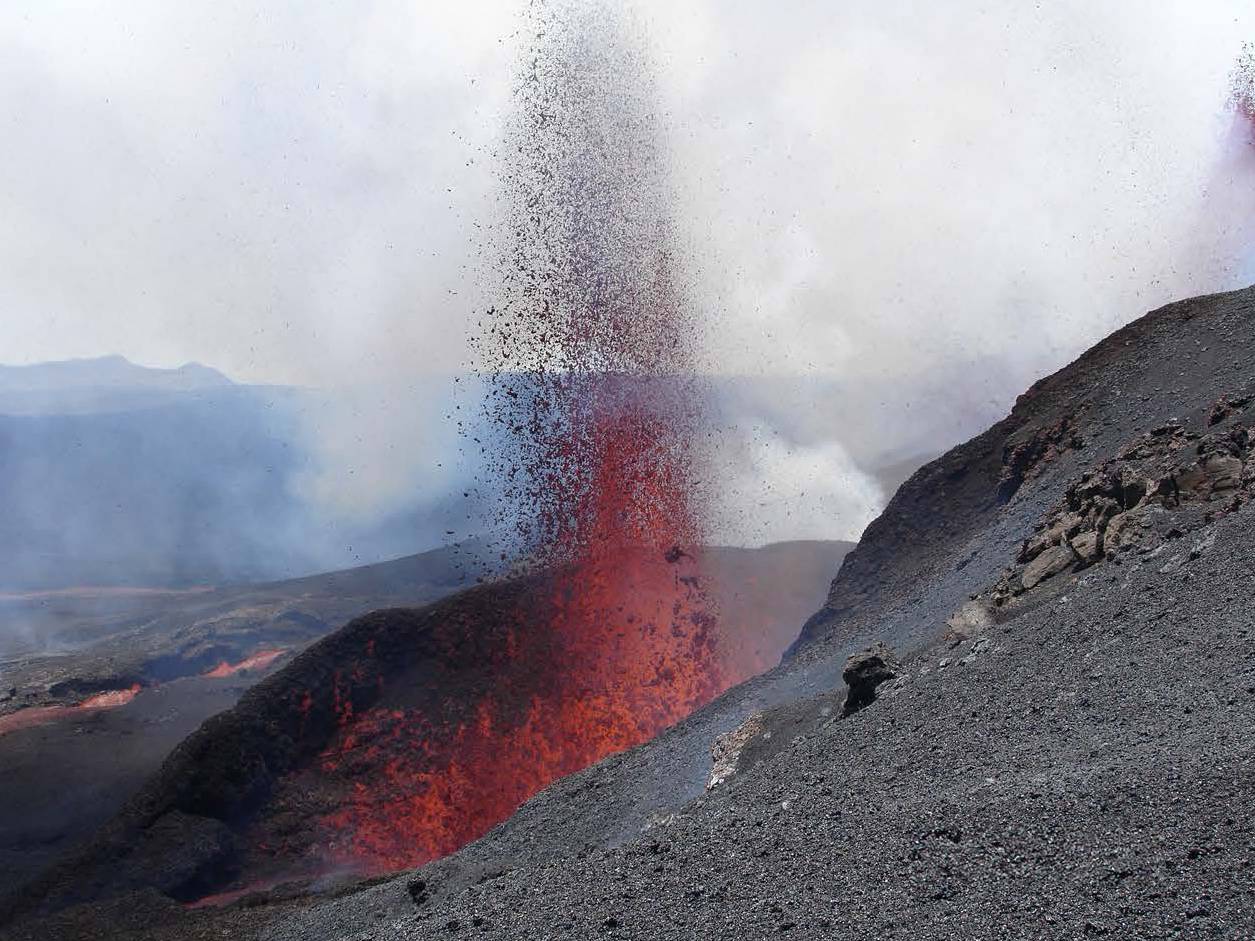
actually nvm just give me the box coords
[709,426,883,546]
[3,2,1255,548]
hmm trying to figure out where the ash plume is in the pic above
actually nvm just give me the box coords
[6,4,1255,559]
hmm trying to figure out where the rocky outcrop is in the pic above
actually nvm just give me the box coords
[796,288,1255,658]
[996,415,1086,502]
[840,644,901,716]
[707,712,766,790]
[992,392,1255,604]
[943,600,994,644]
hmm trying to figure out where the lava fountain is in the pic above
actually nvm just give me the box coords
[296,2,760,875]
[467,0,738,792]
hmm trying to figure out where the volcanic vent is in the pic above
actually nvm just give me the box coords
[2,3,822,916]
[304,0,744,876]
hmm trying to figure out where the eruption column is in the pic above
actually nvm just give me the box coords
[304,1,763,876]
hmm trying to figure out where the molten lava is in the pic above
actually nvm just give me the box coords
[306,384,763,873]
[0,683,142,737]
[203,648,286,678]
[236,2,769,885]
[77,685,142,708]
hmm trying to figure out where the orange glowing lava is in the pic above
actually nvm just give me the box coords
[306,386,761,874]
[78,684,142,708]
[0,683,142,736]
[183,875,295,910]
[204,649,286,678]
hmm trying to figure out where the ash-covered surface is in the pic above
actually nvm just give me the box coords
[319,494,1255,940]
[10,295,1254,941]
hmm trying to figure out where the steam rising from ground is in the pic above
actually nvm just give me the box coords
[709,426,883,546]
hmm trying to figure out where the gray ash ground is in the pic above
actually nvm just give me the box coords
[370,508,1255,939]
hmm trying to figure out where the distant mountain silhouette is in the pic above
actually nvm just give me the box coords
[0,358,471,591]
[0,356,235,416]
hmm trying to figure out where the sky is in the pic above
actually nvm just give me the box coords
[2,1,1254,544]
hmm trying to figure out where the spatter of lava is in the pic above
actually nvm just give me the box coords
[1231,43,1255,145]
[303,549,724,871]
[1218,44,1255,281]
[303,1,758,874]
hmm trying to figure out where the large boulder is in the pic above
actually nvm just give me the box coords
[1020,543,1077,590]
[943,600,994,644]
[706,712,766,790]
[840,644,901,717]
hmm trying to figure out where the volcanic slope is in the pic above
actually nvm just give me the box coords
[0,543,484,896]
[0,540,851,931]
[251,285,1255,941]
[9,285,1255,940]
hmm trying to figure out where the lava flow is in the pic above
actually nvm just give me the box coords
[0,683,142,737]
[203,648,286,678]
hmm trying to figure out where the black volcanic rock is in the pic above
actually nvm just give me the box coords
[838,644,899,716]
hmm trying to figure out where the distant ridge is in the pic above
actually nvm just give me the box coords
[0,356,233,395]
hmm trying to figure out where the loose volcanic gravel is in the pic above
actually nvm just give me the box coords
[9,283,1255,941]
[356,503,1255,940]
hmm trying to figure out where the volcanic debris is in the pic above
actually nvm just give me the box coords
[839,643,902,717]
[992,391,1255,605]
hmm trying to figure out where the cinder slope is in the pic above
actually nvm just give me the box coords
[364,494,1255,939]
[0,542,850,934]
[254,285,1255,940]
[7,286,1255,940]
